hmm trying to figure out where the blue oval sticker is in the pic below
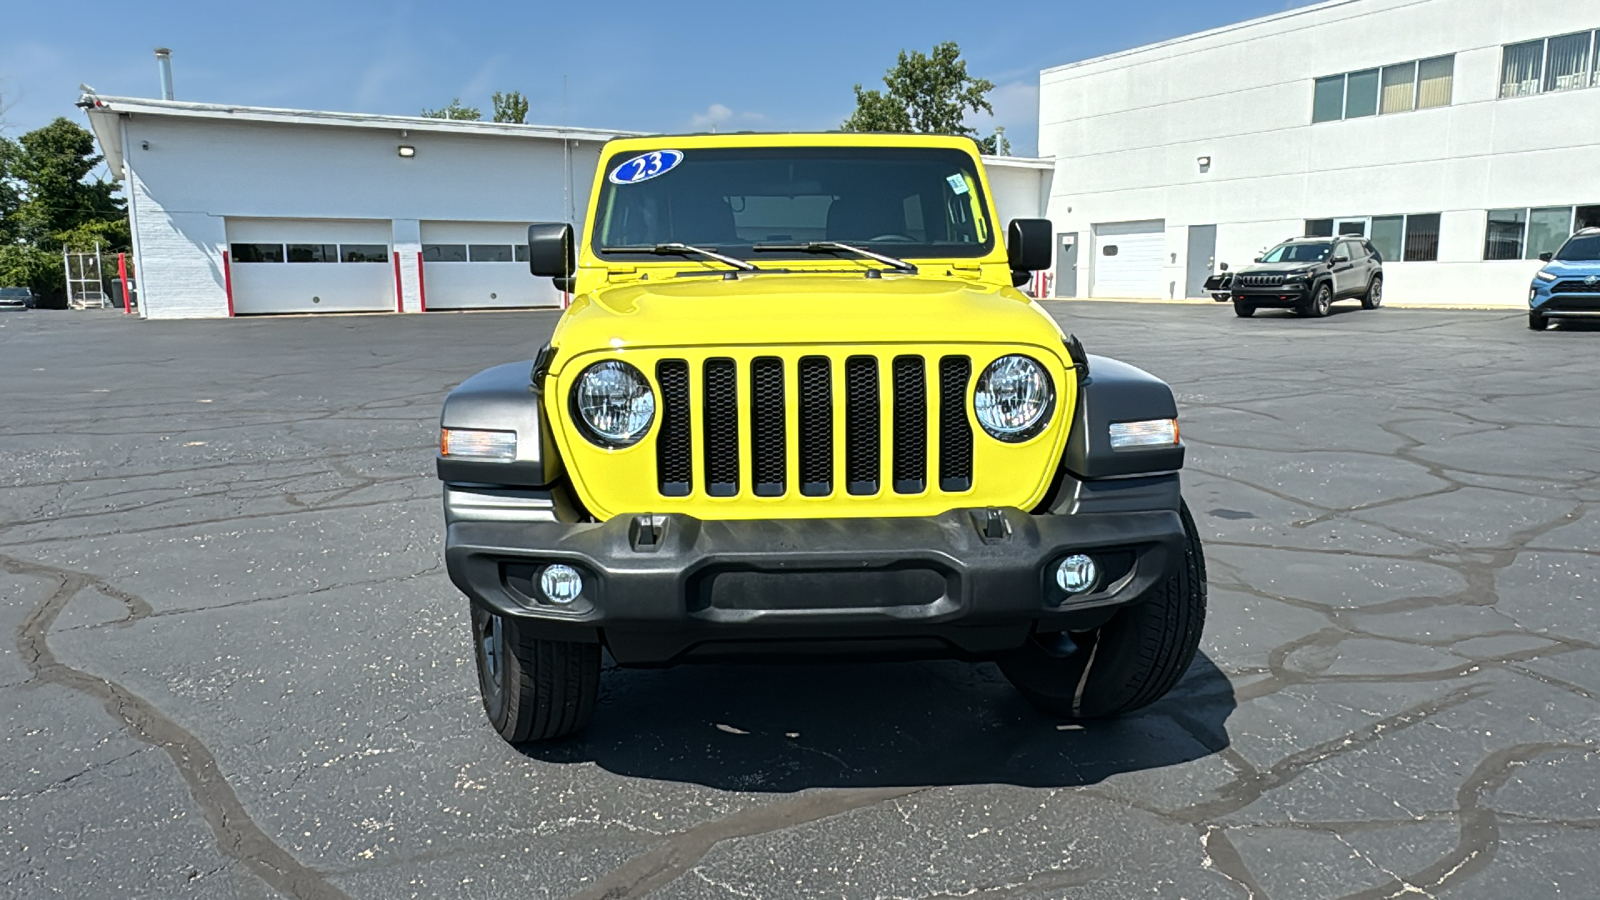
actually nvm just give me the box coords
[608,149,684,185]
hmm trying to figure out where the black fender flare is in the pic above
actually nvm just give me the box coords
[436,354,563,487]
[1062,355,1184,480]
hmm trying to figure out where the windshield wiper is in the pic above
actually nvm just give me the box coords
[601,243,760,272]
[751,241,918,275]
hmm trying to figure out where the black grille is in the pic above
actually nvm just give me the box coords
[656,360,692,496]
[845,356,880,495]
[938,356,973,491]
[703,359,739,496]
[1238,274,1286,287]
[798,356,833,496]
[750,357,786,497]
[891,356,927,493]
[1553,280,1600,295]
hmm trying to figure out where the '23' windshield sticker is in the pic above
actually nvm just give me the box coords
[608,150,685,185]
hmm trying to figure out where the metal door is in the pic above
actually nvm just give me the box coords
[1055,233,1078,298]
[1185,225,1217,298]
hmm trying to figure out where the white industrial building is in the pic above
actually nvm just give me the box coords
[81,95,1052,320]
[1037,0,1600,306]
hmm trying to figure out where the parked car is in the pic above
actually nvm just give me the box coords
[436,132,1205,743]
[1529,228,1600,331]
[1228,237,1383,318]
[0,287,35,311]
[1202,264,1233,301]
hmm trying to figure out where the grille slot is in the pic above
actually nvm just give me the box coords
[703,358,739,497]
[938,356,973,491]
[845,356,881,495]
[797,356,833,496]
[891,356,927,493]
[1553,280,1600,295]
[750,357,786,497]
[655,360,692,496]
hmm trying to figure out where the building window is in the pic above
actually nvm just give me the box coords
[1305,219,1334,237]
[1417,56,1455,109]
[468,244,514,262]
[1314,55,1453,122]
[230,243,284,263]
[422,244,467,262]
[1578,206,1600,231]
[1312,76,1346,123]
[1370,216,1404,261]
[1345,69,1380,118]
[1526,207,1574,260]
[340,244,389,263]
[286,243,338,263]
[1403,214,1441,262]
[1485,209,1529,260]
[514,245,530,263]
[1380,63,1416,114]
[1501,30,1599,99]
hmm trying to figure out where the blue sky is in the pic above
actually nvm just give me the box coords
[1,0,1313,157]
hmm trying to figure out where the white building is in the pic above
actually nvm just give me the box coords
[81,95,1052,319]
[1037,0,1600,306]
[82,96,630,318]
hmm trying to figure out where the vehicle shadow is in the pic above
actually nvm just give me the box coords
[521,652,1235,791]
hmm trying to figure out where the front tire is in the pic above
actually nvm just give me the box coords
[1300,283,1333,318]
[1529,311,1549,331]
[1360,275,1383,309]
[472,605,600,743]
[1233,301,1255,318]
[1000,501,1207,719]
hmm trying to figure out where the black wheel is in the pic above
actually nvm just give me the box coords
[1528,311,1549,331]
[1360,275,1383,309]
[471,605,600,743]
[1232,301,1255,318]
[1000,501,1207,719]
[1300,283,1332,318]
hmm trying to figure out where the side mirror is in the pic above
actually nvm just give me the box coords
[528,222,574,280]
[1332,254,1349,263]
[1539,252,1554,262]
[1219,262,1229,272]
[1007,218,1053,273]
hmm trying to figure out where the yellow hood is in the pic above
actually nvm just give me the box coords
[548,274,1068,367]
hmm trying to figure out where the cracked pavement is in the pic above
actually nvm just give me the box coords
[1,302,1597,898]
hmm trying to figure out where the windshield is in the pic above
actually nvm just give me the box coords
[1261,242,1332,263]
[592,147,993,262]
[1555,234,1600,262]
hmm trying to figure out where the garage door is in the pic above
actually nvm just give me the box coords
[227,219,395,314]
[420,222,561,310]
[1091,221,1167,299]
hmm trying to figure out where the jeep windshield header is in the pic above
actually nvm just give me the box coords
[592,147,994,264]
[1261,241,1332,263]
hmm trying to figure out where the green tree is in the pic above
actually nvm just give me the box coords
[11,117,125,246]
[421,97,482,120]
[0,136,23,245]
[492,90,530,124]
[842,42,997,145]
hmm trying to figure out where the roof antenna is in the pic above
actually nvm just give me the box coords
[154,48,174,101]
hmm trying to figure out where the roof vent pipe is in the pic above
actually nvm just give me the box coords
[155,48,174,101]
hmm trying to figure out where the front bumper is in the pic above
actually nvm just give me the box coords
[1232,284,1311,308]
[1531,286,1600,318]
[443,480,1185,666]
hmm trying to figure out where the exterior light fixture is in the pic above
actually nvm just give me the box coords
[1197,155,1212,168]
[398,145,416,158]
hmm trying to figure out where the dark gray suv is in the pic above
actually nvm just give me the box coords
[1228,237,1383,318]
[0,287,36,311]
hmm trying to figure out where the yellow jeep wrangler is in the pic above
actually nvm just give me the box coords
[437,132,1205,742]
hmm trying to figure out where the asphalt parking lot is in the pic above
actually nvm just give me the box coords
[2,301,1598,899]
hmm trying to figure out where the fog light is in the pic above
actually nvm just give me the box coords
[539,564,583,604]
[1056,554,1098,594]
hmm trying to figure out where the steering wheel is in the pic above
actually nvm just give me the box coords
[867,234,916,242]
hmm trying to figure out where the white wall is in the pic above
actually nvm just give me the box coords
[122,115,604,318]
[1038,0,1600,305]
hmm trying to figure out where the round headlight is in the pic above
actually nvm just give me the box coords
[571,360,655,447]
[974,355,1054,442]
